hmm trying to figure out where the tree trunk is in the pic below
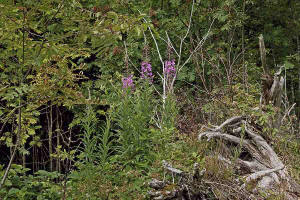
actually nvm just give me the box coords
[56,106,61,173]
[47,104,53,172]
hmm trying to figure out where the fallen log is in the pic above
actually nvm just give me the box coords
[198,116,300,199]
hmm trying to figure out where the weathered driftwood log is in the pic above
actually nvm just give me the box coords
[198,116,300,199]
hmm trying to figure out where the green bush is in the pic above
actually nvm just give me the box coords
[0,164,62,200]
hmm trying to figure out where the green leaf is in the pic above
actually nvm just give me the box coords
[107,11,118,21]
[8,188,20,195]
[284,61,294,69]
[4,180,12,187]
[28,128,35,136]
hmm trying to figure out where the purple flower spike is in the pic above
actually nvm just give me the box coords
[140,61,154,83]
[122,75,134,89]
[164,59,176,78]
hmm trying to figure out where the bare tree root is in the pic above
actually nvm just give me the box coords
[199,116,300,199]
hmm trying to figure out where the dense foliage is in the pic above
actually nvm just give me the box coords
[0,0,299,199]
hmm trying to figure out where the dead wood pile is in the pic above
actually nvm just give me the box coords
[198,116,300,199]
[148,116,300,200]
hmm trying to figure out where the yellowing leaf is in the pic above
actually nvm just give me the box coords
[28,128,35,135]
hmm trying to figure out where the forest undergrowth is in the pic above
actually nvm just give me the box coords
[0,0,300,199]
[1,85,299,199]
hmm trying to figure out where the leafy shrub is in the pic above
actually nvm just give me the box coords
[66,163,148,200]
[0,164,62,200]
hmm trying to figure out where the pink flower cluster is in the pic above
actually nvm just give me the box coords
[141,61,154,82]
[122,75,134,89]
[164,59,176,78]
[121,59,176,90]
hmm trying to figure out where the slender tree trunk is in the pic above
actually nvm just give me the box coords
[0,104,21,188]
[298,66,300,132]
[242,0,247,91]
[33,146,35,172]
[22,152,25,168]
[0,136,18,188]
[297,36,300,131]
[47,104,53,171]
[56,106,61,173]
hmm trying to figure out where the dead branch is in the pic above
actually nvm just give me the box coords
[213,115,245,131]
[281,103,296,123]
[198,116,300,199]
[245,166,284,184]
[199,131,249,146]
[148,161,208,200]
[162,160,185,176]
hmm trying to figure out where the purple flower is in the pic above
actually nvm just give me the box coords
[164,59,176,78]
[141,61,154,83]
[122,75,134,89]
